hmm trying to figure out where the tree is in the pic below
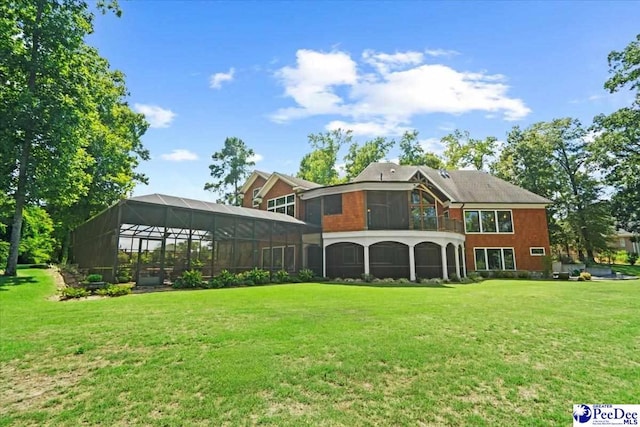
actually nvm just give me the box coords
[441,130,497,170]
[204,137,255,206]
[297,129,352,185]
[1,0,132,276]
[398,130,444,169]
[591,34,640,234]
[343,137,394,180]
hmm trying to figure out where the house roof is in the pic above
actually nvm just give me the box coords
[352,162,552,204]
[127,193,309,225]
[254,172,321,200]
[239,170,271,195]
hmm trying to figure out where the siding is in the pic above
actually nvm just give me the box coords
[322,191,366,232]
[464,208,550,271]
[241,176,267,209]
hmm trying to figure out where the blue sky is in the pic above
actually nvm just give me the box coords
[89,1,639,201]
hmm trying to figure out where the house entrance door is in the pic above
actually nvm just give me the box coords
[136,238,164,286]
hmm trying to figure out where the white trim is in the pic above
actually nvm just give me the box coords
[256,173,317,200]
[252,187,262,207]
[322,230,465,250]
[299,181,416,200]
[449,203,550,209]
[239,171,270,195]
[267,193,295,217]
[529,247,546,256]
[473,247,517,271]
[464,209,515,234]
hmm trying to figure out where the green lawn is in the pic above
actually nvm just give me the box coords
[611,264,640,277]
[1,269,638,426]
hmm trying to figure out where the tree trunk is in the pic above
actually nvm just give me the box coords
[5,1,43,276]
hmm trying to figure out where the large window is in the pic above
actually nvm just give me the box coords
[410,189,437,230]
[267,194,295,217]
[465,210,513,233]
[474,248,516,270]
[324,194,342,215]
[367,191,409,230]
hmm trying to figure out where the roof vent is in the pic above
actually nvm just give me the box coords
[439,169,451,178]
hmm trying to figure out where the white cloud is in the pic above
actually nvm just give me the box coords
[210,68,235,89]
[134,104,176,128]
[160,149,198,162]
[425,48,460,57]
[271,48,531,132]
[247,153,264,163]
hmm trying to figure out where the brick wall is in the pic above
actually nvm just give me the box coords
[322,191,366,232]
[463,208,550,271]
[262,180,302,218]
[241,176,267,209]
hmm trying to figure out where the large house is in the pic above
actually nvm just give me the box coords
[240,162,551,280]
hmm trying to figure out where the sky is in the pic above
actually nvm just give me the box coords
[89,1,639,202]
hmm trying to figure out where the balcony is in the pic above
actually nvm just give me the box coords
[367,213,464,234]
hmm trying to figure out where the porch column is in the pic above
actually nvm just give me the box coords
[409,245,416,281]
[441,244,449,280]
[322,243,327,278]
[363,244,370,276]
[461,245,467,277]
[454,244,461,278]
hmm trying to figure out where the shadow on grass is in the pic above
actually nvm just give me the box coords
[324,281,455,289]
[0,275,38,290]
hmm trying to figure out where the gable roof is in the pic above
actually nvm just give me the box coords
[352,162,551,204]
[254,172,321,199]
[239,170,271,195]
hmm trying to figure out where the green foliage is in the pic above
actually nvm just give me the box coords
[116,270,132,283]
[0,240,8,271]
[517,271,531,279]
[217,269,239,287]
[579,272,592,281]
[343,137,394,180]
[173,270,203,289]
[204,137,256,205]
[297,268,315,282]
[360,273,375,283]
[627,252,638,266]
[206,277,224,289]
[442,130,497,170]
[96,284,132,297]
[61,287,90,299]
[244,268,271,285]
[467,272,484,282]
[18,207,56,264]
[298,129,351,185]
[273,270,290,283]
[398,130,444,168]
[85,274,103,283]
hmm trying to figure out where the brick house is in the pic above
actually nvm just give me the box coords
[240,162,551,280]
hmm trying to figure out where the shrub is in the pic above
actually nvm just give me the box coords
[627,252,638,266]
[173,270,203,289]
[396,278,411,284]
[615,250,628,264]
[517,270,531,279]
[423,278,443,285]
[116,270,132,283]
[459,277,474,284]
[579,272,592,281]
[541,255,553,279]
[360,273,375,283]
[86,274,103,283]
[96,284,132,297]
[381,278,396,283]
[0,240,9,270]
[217,269,239,287]
[273,270,290,283]
[467,272,483,282]
[479,270,492,278]
[297,268,315,282]
[449,274,460,283]
[577,276,585,282]
[61,287,90,299]
[245,268,271,285]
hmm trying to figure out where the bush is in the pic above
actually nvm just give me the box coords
[459,277,473,284]
[116,270,132,283]
[479,270,492,278]
[396,278,411,284]
[297,268,315,282]
[61,287,90,299]
[467,272,483,282]
[173,270,203,289]
[205,277,224,289]
[627,252,638,266]
[579,272,592,281]
[449,274,460,283]
[86,274,103,283]
[615,250,628,264]
[360,273,375,283]
[0,240,9,270]
[245,268,270,285]
[517,270,531,279]
[273,270,290,283]
[541,255,553,279]
[96,284,132,297]
[217,269,239,287]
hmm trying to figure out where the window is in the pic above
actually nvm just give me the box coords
[305,199,322,225]
[324,194,342,215]
[464,210,513,233]
[530,247,545,256]
[367,191,409,230]
[474,248,516,270]
[409,189,437,230]
[252,187,262,208]
[267,193,295,217]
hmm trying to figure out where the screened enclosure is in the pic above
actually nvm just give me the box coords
[70,194,321,285]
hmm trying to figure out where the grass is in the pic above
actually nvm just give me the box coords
[1,269,639,426]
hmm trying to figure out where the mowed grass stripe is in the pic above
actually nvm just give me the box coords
[1,269,638,426]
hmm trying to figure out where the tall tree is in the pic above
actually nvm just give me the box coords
[398,130,444,169]
[441,130,497,170]
[1,0,131,275]
[204,137,256,206]
[297,129,352,185]
[591,34,640,234]
[343,137,394,180]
